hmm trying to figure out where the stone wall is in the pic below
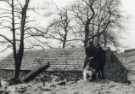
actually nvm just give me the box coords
[0,49,135,83]
[0,69,29,79]
[39,50,131,83]
[123,50,135,84]
[36,71,82,82]
[104,50,129,83]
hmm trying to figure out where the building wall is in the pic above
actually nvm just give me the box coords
[123,50,135,84]
[104,51,129,83]
[37,71,82,82]
[0,49,134,83]
[39,50,130,83]
[0,69,82,82]
[0,69,29,79]
[0,70,14,79]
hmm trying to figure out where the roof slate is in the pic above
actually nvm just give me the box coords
[0,48,85,71]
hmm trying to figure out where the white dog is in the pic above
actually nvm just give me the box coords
[83,57,96,81]
[0,79,9,90]
[83,66,95,81]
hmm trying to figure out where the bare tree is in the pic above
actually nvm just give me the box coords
[46,9,80,48]
[0,0,54,82]
[0,0,30,82]
[71,0,121,48]
[15,0,30,81]
[70,0,122,71]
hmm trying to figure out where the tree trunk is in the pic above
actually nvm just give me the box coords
[62,29,68,48]
[13,0,30,80]
[14,45,24,80]
[11,0,18,80]
[62,10,68,48]
[104,32,107,47]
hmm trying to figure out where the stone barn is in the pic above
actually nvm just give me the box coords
[0,48,85,81]
[0,48,134,83]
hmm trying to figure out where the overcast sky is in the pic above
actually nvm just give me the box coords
[0,0,135,51]
[122,0,135,49]
[29,0,135,50]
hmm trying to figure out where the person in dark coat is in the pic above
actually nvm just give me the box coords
[94,46,106,79]
[83,43,106,81]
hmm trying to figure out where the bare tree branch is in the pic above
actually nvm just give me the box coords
[0,34,13,44]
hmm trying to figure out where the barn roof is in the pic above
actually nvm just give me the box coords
[0,48,85,71]
[124,48,135,57]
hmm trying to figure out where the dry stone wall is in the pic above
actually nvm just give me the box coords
[123,50,135,83]
[104,50,129,83]
[0,48,135,83]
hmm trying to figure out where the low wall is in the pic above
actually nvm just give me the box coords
[35,71,82,82]
[35,50,130,83]
[0,69,29,79]
[123,50,135,84]
[104,51,129,83]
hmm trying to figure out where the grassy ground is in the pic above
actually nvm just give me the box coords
[1,79,135,94]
